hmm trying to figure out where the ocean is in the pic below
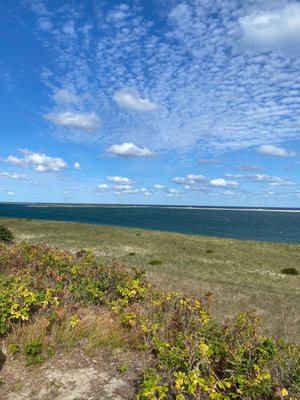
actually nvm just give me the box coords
[0,203,300,244]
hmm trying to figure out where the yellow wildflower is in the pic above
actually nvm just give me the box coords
[280,388,288,397]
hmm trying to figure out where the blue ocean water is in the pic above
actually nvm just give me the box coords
[0,203,300,243]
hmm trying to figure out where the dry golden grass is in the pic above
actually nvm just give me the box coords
[5,307,130,362]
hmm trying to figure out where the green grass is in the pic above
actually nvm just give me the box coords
[1,217,299,341]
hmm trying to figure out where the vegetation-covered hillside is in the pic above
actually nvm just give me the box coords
[1,218,299,342]
[0,240,299,399]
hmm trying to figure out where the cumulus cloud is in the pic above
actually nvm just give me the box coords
[167,188,180,197]
[105,142,155,158]
[115,187,151,195]
[0,172,27,180]
[97,178,175,197]
[97,180,152,196]
[113,88,158,111]
[53,89,80,104]
[44,111,101,131]
[187,174,205,181]
[112,184,132,190]
[106,176,136,184]
[173,174,205,185]
[239,3,300,56]
[257,144,296,157]
[97,184,109,189]
[5,149,67,172]
[225,173,294,186]
[74,162,81,170]
[210,178,238,188]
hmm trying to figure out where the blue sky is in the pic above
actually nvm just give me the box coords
[1,0,300,206]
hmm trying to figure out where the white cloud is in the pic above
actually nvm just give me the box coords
[106,3,129,22]
[53,89,80,104]
[0,172,27,180]
[113,89,158,111]
[167,188,180,197]
[239,3,300,56]
[186,174,205,181]
[97,184,109,189]
[106,142,155,158]
[225,173,294,186]
[115,187,151,195]
[106,176,136,184]
[44,111,101,131]
[210,178,238,188]
[5,150,67,172]
[154,184,164,189]
[174,174,205,185]
[173,177,188,185]
[38,18,53,31]
[257,144,296,157]
[74,162,81,170]
[112,184,133,190]
[63,22,77,38]
[168,188,179,194]
[97,183,152,196]
[0,188,15,196]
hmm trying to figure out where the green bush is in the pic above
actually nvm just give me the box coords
[134,294,300,399]
[149,259,162,266]
[0,225,13,243]
[0,242,147,335]
[24,338,44,365]
[281,267,298,275]
[25,338,42,356]
[9,343,20,354]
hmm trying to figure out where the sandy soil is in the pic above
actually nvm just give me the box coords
[0,347,146,400]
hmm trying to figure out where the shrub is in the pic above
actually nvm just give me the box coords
[24,338,43,365]
[281,267,298,275]
[0,243,147,335]
[9,343,20,354]
[149,260,162,266]
[25,338,42,356]
[0,225,13,243]
[134,295,300,399]
[118,363,129,373]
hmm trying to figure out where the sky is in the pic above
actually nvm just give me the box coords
[0,0,300,207]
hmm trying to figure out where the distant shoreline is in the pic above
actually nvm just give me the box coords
[25,204,300,213]
[0,202,298,213]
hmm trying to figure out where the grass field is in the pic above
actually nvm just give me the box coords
[1,217,299,342]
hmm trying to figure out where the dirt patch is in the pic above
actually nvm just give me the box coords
[0,348,147,400]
